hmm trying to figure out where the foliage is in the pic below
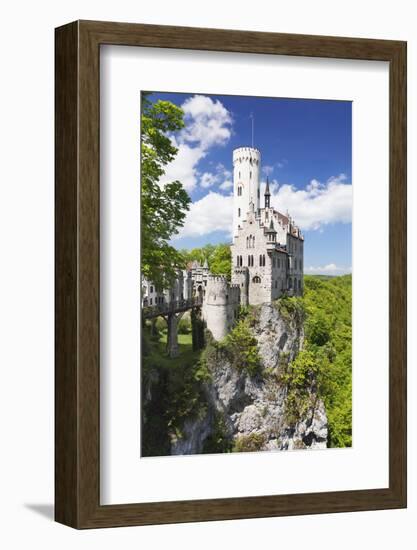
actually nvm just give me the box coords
[220,319,262,376]
[233,432,266,452]
[178,316,191,334]
[201,414,232,454]
[141,327,210,457]
[280,275,352,447]
[141,94,191,288]
[275,296,305,327]
[180,243,232,279]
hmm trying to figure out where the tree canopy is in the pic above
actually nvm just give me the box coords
[141,94,191,288]
[180,243,232,280]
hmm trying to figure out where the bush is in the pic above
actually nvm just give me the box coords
[221,319,261,376]
[178,317,191,334]
[233,432,266,452]
[154,316,167,333]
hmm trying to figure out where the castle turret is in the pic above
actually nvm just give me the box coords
[233,147,261,237]
[202,275,240,340]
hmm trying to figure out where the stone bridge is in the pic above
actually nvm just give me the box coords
[143,297,204,358]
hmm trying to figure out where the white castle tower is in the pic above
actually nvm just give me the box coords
[232,147,261,237]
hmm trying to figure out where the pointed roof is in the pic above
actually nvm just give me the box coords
[203,258,209,269]
[264,176,271,196]
[266,219,276,233]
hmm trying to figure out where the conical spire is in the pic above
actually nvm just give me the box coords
[264,176,271,208]
[266,218,276,233]
[203,257,209,269]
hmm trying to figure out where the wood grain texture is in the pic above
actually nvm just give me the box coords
[55,20,407,529]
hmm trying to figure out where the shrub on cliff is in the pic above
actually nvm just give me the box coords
[221,319,262,376]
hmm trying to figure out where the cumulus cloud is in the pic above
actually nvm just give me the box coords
[304,264,352,275]
[198,163,233,191]
[173,192,233,239]
[160,95,233,193]
[267,174,352,231]
[181,95,233,149]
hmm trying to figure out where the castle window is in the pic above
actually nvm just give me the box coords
[239,171,241,178]
[257,189,260,199]
[253,236,255,248]
[149,298,153,305]
[300,259,303,270]
[150,286,154,293]
[252,276,261,284]
[278,258,280,268]
[250,171,252,179]
[238,208,241,217]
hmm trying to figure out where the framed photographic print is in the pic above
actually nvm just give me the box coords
[55,20,407,528]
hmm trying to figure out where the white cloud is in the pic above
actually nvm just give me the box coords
[160,95,233,193]
[181,95,233,149]
[219,179,233,191]
[304,263,352,275]
[173,192,233,239]
[200,172,217,188]
[198,163,233,191]
[268,174,352,231]
[262,165,274,176]
[163,143,205,192]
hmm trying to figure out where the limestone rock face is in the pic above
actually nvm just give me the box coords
[171,303,328,455]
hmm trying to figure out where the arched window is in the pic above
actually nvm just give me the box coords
[246,236,249,248]
[238,208,241,217]
[259,254,262,266]
[253,236,255,248]
[252,276,261,283]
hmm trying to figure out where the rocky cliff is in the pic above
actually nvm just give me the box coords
[171,302,328,454]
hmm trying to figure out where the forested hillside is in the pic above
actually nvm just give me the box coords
[283,275,352,447]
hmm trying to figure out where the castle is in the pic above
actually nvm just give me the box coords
[142,146,304,343]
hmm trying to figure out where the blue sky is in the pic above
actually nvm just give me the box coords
[147,92,352,275]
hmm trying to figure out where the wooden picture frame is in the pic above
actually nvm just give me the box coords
[55,20,407,529]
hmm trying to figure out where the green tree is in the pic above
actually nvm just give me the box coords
[209,244,232,279]
[141,94,191,288]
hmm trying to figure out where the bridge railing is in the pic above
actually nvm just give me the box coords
[142,296,203,318]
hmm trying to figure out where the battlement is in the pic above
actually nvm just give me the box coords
[233,146,261,165]
[207,275,229,283]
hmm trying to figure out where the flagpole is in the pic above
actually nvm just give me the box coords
[250,113,254,148]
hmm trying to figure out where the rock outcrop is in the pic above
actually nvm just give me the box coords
[171,302,328,454]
